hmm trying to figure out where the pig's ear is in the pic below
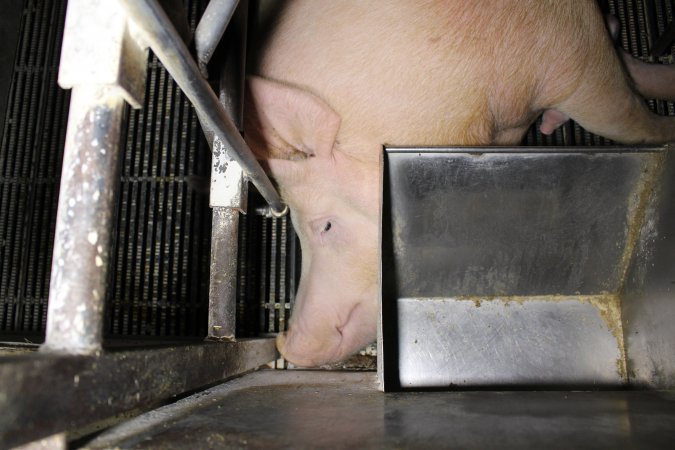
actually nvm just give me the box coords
[244,76,341,162]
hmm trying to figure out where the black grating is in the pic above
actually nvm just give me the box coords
[106,0,213,338]
[236,197,299,338]
[103,0,298,339]
[611,0,674,115]
[0,0,69,336]
[106,57,212,338]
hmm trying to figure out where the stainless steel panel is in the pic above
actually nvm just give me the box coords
[207,1,249,341]
[380,147,671,390]
[386,148,662,297]
[622,150,675,389]
[397,297,624,388]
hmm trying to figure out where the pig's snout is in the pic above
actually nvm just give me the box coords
[276,298,377,367]
[276,327,344,367]
[276,330,330,367]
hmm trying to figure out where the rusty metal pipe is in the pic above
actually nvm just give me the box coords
[206,0,249,341]
[43,86,125,353]
[119,0,287,215]
[208,209,240,340]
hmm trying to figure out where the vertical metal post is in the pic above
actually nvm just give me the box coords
[42,0,147,353]
[207,0,249,341]
[43,87,125,353]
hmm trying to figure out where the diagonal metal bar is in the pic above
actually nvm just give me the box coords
[119,0,287,215]
[195,0,240,76]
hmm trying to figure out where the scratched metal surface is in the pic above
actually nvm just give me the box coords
[622,150,675,389]
[380,147,670,390]
[384,149,663,297]
[83,371,675,450]
[397,298,625,388]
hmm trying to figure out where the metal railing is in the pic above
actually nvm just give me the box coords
[1,0,281,447]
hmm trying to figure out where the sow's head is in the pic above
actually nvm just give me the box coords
[243,77,380,367]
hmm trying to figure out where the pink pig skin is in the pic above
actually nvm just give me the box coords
[540,13,675,135]
[243,0,675,367]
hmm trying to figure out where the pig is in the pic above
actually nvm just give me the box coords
[540,13,675,134]
[541,50,675,134]
[243,0,675,367]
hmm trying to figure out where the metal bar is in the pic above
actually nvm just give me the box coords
[195,0,240,76]
[0,339,277,449]
[44,0,148,353]
[207,0,248,340]
[208,208,240,340]
[119,0,287,215]
[42,86,126,353]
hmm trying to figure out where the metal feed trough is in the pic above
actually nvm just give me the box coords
[380,146,675,391]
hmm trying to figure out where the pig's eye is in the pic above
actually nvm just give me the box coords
[309,217,337,244]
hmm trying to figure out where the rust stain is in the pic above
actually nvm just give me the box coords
[618,152,666,291]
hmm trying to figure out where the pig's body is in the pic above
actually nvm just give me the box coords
[244,0,675,366]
